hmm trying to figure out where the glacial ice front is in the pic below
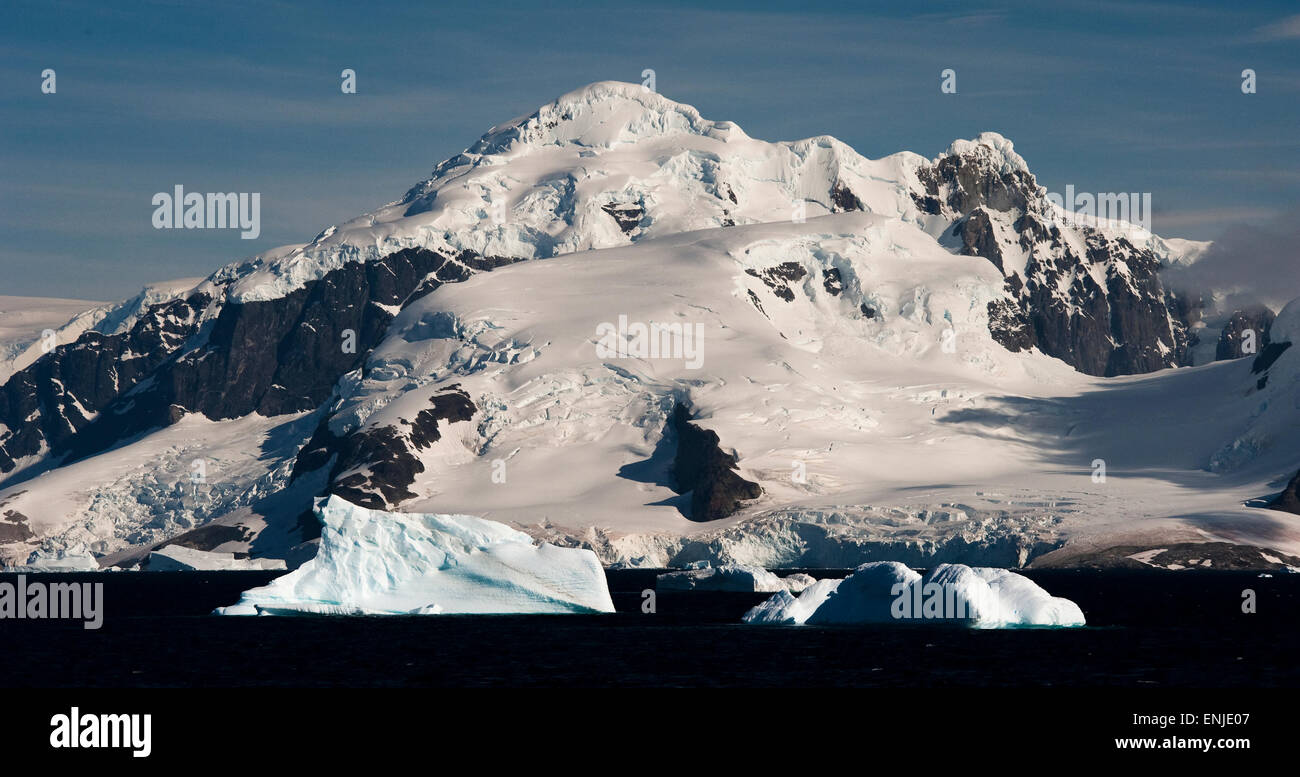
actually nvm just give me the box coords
[216,495,615,615]
[743,562,1085,628]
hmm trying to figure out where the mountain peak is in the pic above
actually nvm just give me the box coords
[942,131,1029,174]
[467,81,747,156]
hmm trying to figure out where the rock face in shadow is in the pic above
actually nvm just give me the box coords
[669,403,761,521]
[968,210,1182,377]
[915,140,1192,378]
[1268,469,1300,515]
[0,291,210,473]
[0,248,513,487]
[1216,305,1275,362]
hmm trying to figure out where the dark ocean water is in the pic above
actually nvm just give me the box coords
[0,569,1296,687]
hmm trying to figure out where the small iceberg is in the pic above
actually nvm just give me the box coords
[743,562,1085,628]
[657,562,786,592]
[656,562,815,593]
[148,546,287,572]
[7,545,99,572]
[216,495,614,615]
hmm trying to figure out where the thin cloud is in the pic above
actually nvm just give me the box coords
[1163,209,1300,310]
[1254,14,1300,41]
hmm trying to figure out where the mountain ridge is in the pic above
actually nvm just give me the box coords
[3,82,1295,571]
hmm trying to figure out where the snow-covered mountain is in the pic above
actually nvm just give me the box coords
[0,295,103,383]
[3,82,1298,570]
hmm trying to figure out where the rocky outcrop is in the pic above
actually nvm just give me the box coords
[0,248,514,487]
[0,291,210,473]
[0,509,33,543]
[600,203,645,234]
[745,263,807,303]
[293,385,477,509]
[916,138,1186,377]
[1268,468,1300,515]
[1216,305,1274,362]
[830,182,864,212]
[669,403,761,521]
[822,267,844,295]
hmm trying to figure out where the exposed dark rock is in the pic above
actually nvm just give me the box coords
[745,262,807,303]
[1167,290,1205,365]
[822,267,844,296]
[860,304,877,319]
[1251,341,1292,374]
[600,203,644,234]
[916,150,1036,214]
[669,403,761,521]
[911,192,942,215]
[163,523,254,552]
[1216,305,1274,361]
[956,208,1003,273]
[917,142,1188,377]
[991,231,1182,377]
[0,248,514,488]
[1269,468,1300,515]
[0,510,33,543]
[294,385,477,510]
[0,292,210,474]
[1033,541,1300,571]
[830,182,863,212]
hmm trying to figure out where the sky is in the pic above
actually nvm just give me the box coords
[1,0,1297,300]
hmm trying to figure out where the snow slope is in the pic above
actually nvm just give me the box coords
[3,81,1293,571]
[0,411,317,566]
[294,209,1300,566]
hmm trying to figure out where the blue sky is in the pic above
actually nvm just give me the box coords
[1,0,1297,299]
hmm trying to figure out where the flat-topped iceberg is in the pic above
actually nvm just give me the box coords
[148,545,287,572]
[743,562,1084,628]
[216,495,614,616]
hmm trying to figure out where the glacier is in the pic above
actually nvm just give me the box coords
[743,562,1085,628]
[215,495,614,615]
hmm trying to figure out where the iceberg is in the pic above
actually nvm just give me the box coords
[216,495,614,615]
[7,545,99,572]
[147,545,287,572]
[742,578,842,624]
[780,572,819,593]
[656,562,787,592]
[743,562,1085,628]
